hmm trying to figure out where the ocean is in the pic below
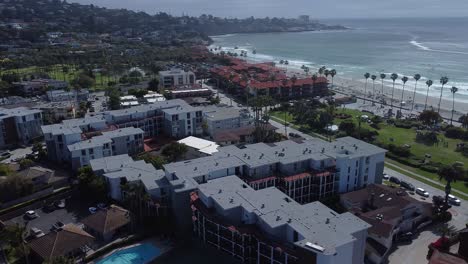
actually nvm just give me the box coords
[210,17,468,103]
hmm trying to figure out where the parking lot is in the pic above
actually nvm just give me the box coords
[384,167,467,264]
[6,196,100,238]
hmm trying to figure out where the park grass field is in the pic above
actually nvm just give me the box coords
[3,64,118,90]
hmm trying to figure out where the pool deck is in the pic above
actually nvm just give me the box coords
[90,237,173,264]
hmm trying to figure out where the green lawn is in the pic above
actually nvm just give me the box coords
[272,107,468,195]
[3,64,120,90]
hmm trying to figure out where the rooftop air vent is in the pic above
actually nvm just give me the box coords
[305,242,325,252]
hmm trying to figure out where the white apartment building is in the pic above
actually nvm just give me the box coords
[159,69,195,89]
[0,107,43,148]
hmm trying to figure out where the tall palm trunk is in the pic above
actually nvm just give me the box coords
[372,81,376,103]
[400,82,407,110]
[451,92,455,125]
[424,86,430,110]
[437,84,445,113]
[364,79,368,103]
[391,81,396,108]
[381,80,385,105]
[411,80,418,111]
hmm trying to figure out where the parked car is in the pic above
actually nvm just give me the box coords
[0,151,11,159]
[397,232,414,242]
[30,227,45,238]
[400,181,415,191]
[383,173,390,180]
[25,210,38,220]
[52,221,65,231]
[54,200,66,209]
[89,207,97,214]
[448,194,461,206]
[288,133,301,138]
[97,203,107,210]
[389,176,401,185]
[416,188,430,197]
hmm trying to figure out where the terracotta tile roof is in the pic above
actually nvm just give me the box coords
[81,205,131,235]
[28,224,94,260]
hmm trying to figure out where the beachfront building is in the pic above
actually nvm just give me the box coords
[341,184,433,264]
[42,116,108,162]
[202,105,253,137]
[101,99,202,139]
[163,137,386,232]
[67,127,144,170]
[90,154,169,201]
[42,99,203,169]
[210,59,329,100]
[159,68,196,89]
[191,175,370,264]
[0,107,43,148]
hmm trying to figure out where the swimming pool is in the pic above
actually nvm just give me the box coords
[97,243,161,264]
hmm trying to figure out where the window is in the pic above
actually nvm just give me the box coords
[89,148,94,154]
[81,150,86,156]
[366,157,370,164]
[348,167,351,173]
[187,113,191,119]
[187,120,191,125]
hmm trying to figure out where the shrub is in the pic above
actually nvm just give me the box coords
[370,123,381,130]
[445,127,465,139]
[388,144,411,157]
[420,164,440,173]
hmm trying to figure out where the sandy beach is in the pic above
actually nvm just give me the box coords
[277,65,466,122]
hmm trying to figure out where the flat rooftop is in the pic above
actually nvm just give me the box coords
[198,176,370,255]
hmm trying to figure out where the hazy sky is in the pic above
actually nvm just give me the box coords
[70,0,468,19]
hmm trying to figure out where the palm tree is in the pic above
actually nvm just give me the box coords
[459,114,468,128]
[371,74,377,104]
[318,66,326,77]
[311,74,317,95]
[450,86,458,125]
[412,74,421,111]
[330,69,336,88]
[380,73,386,105]
[364,73,370,103]
[400,76,409,109]
[437,76,449,113]
[390,73,398,108]
[424,80,433,110]
[438,163,463,206]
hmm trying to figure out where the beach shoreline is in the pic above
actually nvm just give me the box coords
[211,47,466,121]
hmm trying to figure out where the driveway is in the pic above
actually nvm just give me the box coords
[1,146,33,164]
[384,167,467,264]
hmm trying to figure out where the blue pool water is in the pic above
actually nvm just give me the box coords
[97,243,161,264]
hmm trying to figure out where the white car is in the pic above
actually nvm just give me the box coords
[25,210,38,219]
[383,173,390,180]
[448,194,461,205]
[30,227,45,238]
[416,188,430,197]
